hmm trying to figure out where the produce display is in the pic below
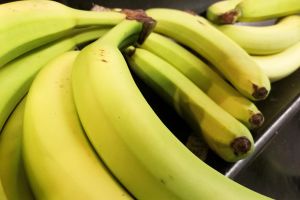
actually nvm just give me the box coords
[0,0,299,199]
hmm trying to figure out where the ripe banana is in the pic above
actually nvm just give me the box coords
[252,40,300,82]
[207,0,242,24]
[208,0,300,24]
[0,179,7,200]
[146,8,271,101]
[0,98,35,200]
[23,51,132,199]
[0,27,108,132]
[218,15,300,55]
[72,12,272,200]
[126,47,254,162]
[0,0,125,68]
[140,32,264,129]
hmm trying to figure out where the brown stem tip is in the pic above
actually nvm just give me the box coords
[231,136,251,156]
[218,9,240,24]
[249,113,264,128]
[252,84,269,100]
[122,9,157,44]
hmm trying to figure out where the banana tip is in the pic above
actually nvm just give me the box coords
[252,85,269,100]
[249,113,264,128]
[218,9,240,24]
[231,136,251,156]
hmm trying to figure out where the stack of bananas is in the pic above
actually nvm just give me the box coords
[0,0,299,199]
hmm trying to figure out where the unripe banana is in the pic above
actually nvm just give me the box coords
[23,51,132,200]
[126,47,254,162]
[207,0,242,24]
[146,8,271,101]
[140,32,264,129]
[0,27,108,131]
[0,98,35,200]
[252,40,300,82]
[218,15,300,55]
[0,179,7,200]
[0,0,124,68]
[208,0,300,24]
[72,11,272,200]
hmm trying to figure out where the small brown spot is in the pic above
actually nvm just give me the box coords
[101,59,107,62]
[231,136,251,156]
[249,112,264,128]
[160,179,166,185]
[219,9,240,24]
[252,84,268,100]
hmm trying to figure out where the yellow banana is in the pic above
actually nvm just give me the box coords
[72,12,272,200]
[0,179,7,200]
[0,27,108,132]
[208,0,300,24]
[0,0,124,67]
[207,0,242,24]
[253,40,300,82]
[0,98,35,200]
[140,32,264,129]
[218,15,300,55]
[23,51,132,199]
[146,8,271,101]
[126,47,254,162]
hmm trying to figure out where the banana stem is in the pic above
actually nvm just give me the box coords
[95,9,156,47]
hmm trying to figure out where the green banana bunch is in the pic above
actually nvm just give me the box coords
[0,0,124,68]
[207,0,300,24]
[218,15,300,55]
[146,8,271,101]
[252,40,300,82]
[207,0,242,24]
[23,51,132,199]
[0,98,35,200]
[140,33,264,129]
[72,10,272,200]
[0,27,108,132]
[0,179,7,200]
[126,47,254,162]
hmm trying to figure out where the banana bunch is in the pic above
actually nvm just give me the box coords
[1,0,299,199]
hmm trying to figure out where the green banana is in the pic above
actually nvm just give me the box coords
[0,179,7,200]
[208,0,300,24]
[72,11,272,200]
[218,15,300,55]
[126,47,254,162]
[0,98,35,200]
[252,40,300,82]
[140,32,264,129]
[0,27,108,132]
[23,51,132,199]
[0,0,125,68]
[146,8,271,101]
[207,0,242,24]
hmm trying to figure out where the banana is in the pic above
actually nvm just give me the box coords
[146,8,271,101]
[23,51,132,199]
[207,0,243,24]
[0,179,7,200]
[208,0,300,24]
[140,32,264,129]
[72,11,272,200]
[0,0,125,68]
[0,27,108,132]
[252,40,300,82]
[125,47,254,162]
[0,98,35,200]
[218,15,300,55]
